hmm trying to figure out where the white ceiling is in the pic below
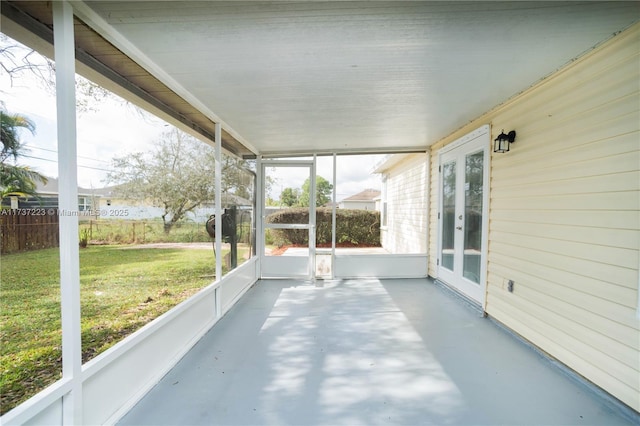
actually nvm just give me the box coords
[80,1,638,155]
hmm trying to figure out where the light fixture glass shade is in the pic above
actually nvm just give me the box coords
[493,132,510,153]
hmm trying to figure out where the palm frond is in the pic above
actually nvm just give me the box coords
[1,109,36,162]
[0,164,48,198]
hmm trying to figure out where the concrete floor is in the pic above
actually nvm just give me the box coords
[119,278,635,425]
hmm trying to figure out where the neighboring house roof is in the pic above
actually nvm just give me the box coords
[341,189,381,203]
[221,193,253,207]
[90,185,118,197]
[35,177,103,197]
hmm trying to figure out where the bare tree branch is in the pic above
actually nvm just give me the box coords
[1,34,117,114]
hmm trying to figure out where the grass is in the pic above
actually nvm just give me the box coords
[79,219,253,245]
[0,244,246,415]
[80,219,211,244]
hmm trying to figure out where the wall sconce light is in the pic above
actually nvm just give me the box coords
[493,130,517,153]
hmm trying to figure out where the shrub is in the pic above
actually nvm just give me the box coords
[266,207,380,247]
[79,229,89,248]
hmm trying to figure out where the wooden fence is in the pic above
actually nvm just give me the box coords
[0,211,60,254]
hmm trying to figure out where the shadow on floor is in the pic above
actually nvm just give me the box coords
[119,278,634,426]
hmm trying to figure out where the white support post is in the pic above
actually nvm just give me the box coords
[255,155,263,278]
[331,153,337,279]
[53,1,82,424]
[214,123,222,315]
[309,155,317,279]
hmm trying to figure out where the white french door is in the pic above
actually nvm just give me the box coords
[437,126,489,306]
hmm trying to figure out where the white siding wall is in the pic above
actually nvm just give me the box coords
[382,153,428,254]
[338,201,376,210]
[429,24,639,411]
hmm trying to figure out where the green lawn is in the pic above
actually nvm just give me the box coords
[79,219,253,245]
[0,245,239,414]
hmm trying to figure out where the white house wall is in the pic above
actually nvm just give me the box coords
[428,23,639,412]
[338,201,376,210]
[382,153,428,254]
[98,199,215,223]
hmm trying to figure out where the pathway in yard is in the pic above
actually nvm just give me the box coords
[123,242,228,250]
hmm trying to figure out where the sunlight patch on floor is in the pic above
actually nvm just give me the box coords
[258,279,464,425]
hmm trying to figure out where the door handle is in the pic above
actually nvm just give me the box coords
[456,226,462,230]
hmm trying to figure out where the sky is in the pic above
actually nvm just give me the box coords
[0,33,382,202]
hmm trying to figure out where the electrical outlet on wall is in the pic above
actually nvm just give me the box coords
[508,280,514,292]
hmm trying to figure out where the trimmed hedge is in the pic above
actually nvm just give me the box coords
[266,207,380,247]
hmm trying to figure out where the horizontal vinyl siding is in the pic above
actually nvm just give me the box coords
[488,25,640,411]
[382,154,428,254]
[428,24,640,411]
[488,295,637,410]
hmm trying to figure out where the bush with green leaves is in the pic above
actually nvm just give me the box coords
[266,207,380,247]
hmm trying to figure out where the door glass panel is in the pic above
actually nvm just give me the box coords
[441,160,456,270]
[463,151,483,284]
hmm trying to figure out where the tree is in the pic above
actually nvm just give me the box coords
[280,187,300,207]
[299,176,333,207]
[221,156,255,204]
[0,108,47,200]
[107,129,217,233]
[1,37,53,90]
[0,164,47,199]
[1,109,35,163]
[1,34,130,114]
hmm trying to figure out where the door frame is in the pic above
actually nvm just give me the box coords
[259,159,316,279]
[437,125,490,307]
